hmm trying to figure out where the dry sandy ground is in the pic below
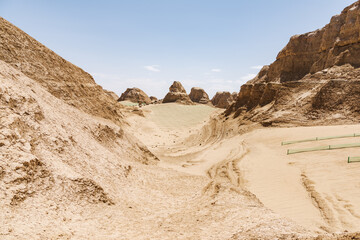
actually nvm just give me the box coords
[0,59,308,239]
[125,103,360,239]
[2,54,359,239]
[123,103,317,239]
[239,125,360,233]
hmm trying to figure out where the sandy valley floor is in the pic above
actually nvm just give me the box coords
[1,59,310,240]
[124,103,360,238]
[240,125,360,233]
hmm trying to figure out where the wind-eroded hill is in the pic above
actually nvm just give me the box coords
[226,1,360,126]
[0,17,124,124]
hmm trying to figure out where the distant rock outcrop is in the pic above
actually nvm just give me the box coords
[169,81,187,93]
[149,96,161,104]
[118,88,151,104]
[163,81,193,104]
[189,87,210,104]
[150,96,158,102]
[211,91,234,108]
[226,1,360,126]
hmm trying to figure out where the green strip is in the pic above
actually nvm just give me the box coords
[287,142,360,155]
[348,156,360,163]
[282,133,360,145]
[282,138,318,145]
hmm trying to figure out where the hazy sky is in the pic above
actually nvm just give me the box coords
[0,0,355,98]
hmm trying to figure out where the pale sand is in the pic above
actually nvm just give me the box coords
[2,56,358,239]
[127,104,360,235]
[124,103,312,238]
[239,125,360,232]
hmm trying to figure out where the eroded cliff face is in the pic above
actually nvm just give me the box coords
[0,17,124,124]
[227,1,360,126]
[260,1,360,83]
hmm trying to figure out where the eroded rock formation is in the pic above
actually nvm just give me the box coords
[150,96,158,102]
[118,88,151,104]
[189,87,210,104]
[163,81,193,104]
[211,91,234,108]
[227,1,360,126]
[254,2,360,83]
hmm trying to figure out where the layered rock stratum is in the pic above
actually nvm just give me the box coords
[118,87,151,104]
[226,1,360,126]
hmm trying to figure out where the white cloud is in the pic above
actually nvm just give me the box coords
[144,65,160,72]
[240,73,257,81]
[251,65,263,70]
[211,68,222,72]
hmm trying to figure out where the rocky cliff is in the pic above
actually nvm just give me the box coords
[227,1,360,126]
[256,1,360,83]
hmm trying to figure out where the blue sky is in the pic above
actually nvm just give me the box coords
[0,0,355,98]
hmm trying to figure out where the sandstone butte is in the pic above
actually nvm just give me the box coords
[162,81,193,104]
[226,1,360,127]
[189,87,211,104]
[118,87,152,104]
[211,91,235,108]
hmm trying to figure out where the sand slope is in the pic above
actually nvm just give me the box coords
[239,125,360,233]
[125,103,360,239]
[2,58,359,239]
[0,59,309,240]
[124,103,314,239]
